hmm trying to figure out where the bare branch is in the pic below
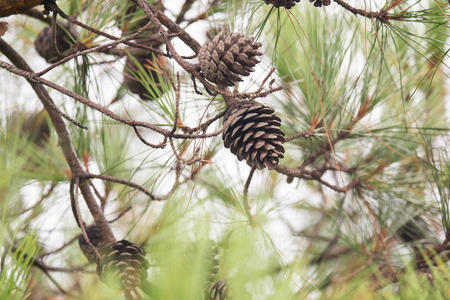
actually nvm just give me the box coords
[333,0,389,22]
[82,173,168,201]
[243,167,256,225]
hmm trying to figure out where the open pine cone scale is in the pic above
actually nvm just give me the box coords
[223,100,285,170]
[198,32,262,86]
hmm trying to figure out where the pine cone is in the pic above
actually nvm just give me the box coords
[206,26,230,40]
[222,99,285,170]
[78,224,109,263]
[123,54,167,100]
[396,216,428,243]
[204,280,230,300]
[8,110,50,147]
[96,240,149,290]
[309,0,331,7]
[263,0,301,9]
[198,32,262,86]
[185,240,220,284]
[34,25,78,63]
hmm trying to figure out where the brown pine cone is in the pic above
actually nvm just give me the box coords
[8,110,50,147]
[198,32,262,86]
[78,224,109,263]
[185,240,220,284]
[34,25,78,63]
[206,26,230,40]
[123,54,167,100]
[222,99,285,170]
[96,240,149,290]
[263,0,301,9]
[309,0,331,7]
[396,216,428,243]
[204,280,230,300]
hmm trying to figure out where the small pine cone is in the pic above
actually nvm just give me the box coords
[204,280,230,300]
[263,0,301,9]
[198,32,262,86]
[185,240,220,284]
[96,240,149,290]
[309,0,331,7]
[78,224,109,263]
[222,99,285,170]
[123,54,167,100]
[34,25,78,63]
[8,110,50,147]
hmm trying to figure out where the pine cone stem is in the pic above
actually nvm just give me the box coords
[223,96,239,108]
[243,166,256,224]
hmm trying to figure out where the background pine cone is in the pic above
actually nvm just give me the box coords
[78,224,108,263]
[7,110,50,147]
[206,26,230,40]
[185,240,220,284]
[222,99,285,170]
[204,280,230,300]
[198,32,262,86]
[263,0,301,9]
[309,0,331,7]
[96,240,149,290]
[34,24,78,63]
[123,54,167,101]
[118,1,164,48]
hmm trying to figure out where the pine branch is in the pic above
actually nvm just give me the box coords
[82,173,168,200]
[333,0,389,22]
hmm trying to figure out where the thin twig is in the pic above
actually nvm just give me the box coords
[39,235,80,258]
[0,59,170,137]
[8,182,58,217]
[184,0,224,26]
[88,180,107,212]
[71,176,101,262]
[133,127,168,148]
[169,137,204,165]
[135,0,198,73]
[108,206,133,223]
[243,167,256,224]
[183,110,225,134]
[175,0,196,24]
[82,173,167,200]
[40,267,74,297]
[275,163,360,193]
[170,73,181,135]
[139,1,201,53]
[33,259,90,273]
[191,73,202,95]
[285,131,314,142]
[37,18,163,76]
[51,10,61,57]
[32,82,87,129]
